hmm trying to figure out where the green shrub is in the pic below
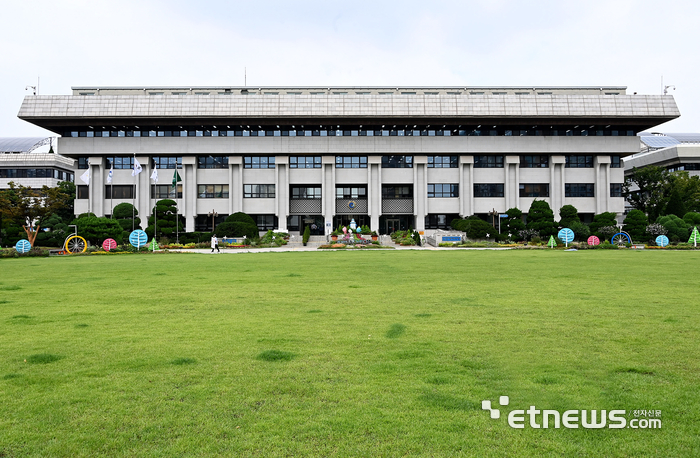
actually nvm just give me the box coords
[558,204,580,228]
[303,226,311,245]
[71,215,124,245]
[526,200,557,237]
[623,210,648,242]
[451,216,495,239]
[656,215,690,241]
[225,212,256,225]
[214,222,258,239]
[589,212,618,239]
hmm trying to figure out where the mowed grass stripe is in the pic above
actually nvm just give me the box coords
[0,250,698,457]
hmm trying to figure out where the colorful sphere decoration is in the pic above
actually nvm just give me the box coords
[129,230,148,248]
[587,235,600,246]
[15,239,31,253]
[655,235,669,247]
[102,238,117,251]
[557,228,574,243]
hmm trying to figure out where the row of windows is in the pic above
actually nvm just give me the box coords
[666,163,700,172]
[0,168,74,181]
[78,154,624,170]
[64,128,638,138]
[79,182,625,200]
[79,90,622,96]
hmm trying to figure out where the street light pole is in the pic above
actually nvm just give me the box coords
[208,210,218,232]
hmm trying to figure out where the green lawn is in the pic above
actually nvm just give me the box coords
[1,251,699,457]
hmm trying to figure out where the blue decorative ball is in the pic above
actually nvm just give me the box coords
[129,230,148,248]
[15,239,31,254]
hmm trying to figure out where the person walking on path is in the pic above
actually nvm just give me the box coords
[211,235,220,253]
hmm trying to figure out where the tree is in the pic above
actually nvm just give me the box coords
[145,199,183,240]
[113,202,142,232]
[664,188,686,218]
[225,212,257,225]
[501,207,525,237]
[622,210,648,242]
[683,212,700,227]
[589,212,619,237]
[451,216,494,239]
[656,215,690,242]
[71,215,124,245]
[0,182,72,246]
[668,172,700,213]
[623,166,670,220]
[570,221,590,242]
[558,205,580,228]
[526,200,556,237]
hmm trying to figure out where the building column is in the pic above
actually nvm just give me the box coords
[460,156,474,217]
[505,155,520,210]
[414,156,427,231]
[368,156,381,232]
[276,156,289,231]
[595,155,612,214]
[182,156,196,232]
[88,156,103,216]
[550,155,566,214]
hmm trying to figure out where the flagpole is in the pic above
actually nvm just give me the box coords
[132,154,136,232]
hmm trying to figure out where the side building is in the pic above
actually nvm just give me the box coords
[18,86,679,235]
[0,137,74,190]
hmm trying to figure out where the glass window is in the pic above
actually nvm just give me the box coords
[473,184,505,197]
[243,156,275,169]
[106,156,134,170]
[519,183,550,197]
[381,156,413,168]
[197,184,229,198]
[151,184,182,199]
[520,155,549,168]
[77,185,89,199]
[105,185,135,199]
[610,183,623,198]
[382,185,413,199]
[336,186,367,199]
[291,186,322,199]
[565,155,593,168]
[197,156,229,169]
[335,156,368,168]
[152,157,182,169]
[254,215,277,230]
[565,183,595,197]
[428,156,458,168]
[78,157,89,169]
[244,184,276,198]
[425,214,459,229]
[427,184,459,198]
[474,155,504,168]
[289,156,322,168]
[611,155,622,168]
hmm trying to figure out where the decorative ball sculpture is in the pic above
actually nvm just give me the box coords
[102,238,117,251]
[129,230,148,248]
[15,239,31,254]
[587,235,600,246]
[655,235,669,247]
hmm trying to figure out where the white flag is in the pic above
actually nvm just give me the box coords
[150,166,159,183]
[80,169,90,185]
[132,158,142,176]
[107,166,113,184]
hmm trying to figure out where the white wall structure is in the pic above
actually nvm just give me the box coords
[0,137,74,190]
[18,87,679,234]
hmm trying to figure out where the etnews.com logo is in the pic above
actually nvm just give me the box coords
[482,396,661,429]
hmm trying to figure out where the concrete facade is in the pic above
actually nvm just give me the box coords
[18,86,679,234]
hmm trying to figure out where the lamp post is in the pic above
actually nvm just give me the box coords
[208,210,218,232]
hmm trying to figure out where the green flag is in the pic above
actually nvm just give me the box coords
[172,170,182,189]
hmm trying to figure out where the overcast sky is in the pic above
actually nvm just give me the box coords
[2,0,698,138]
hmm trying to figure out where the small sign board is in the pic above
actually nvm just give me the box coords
[442,236,461,242]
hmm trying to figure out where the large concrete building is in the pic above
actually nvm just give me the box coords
[0,137,74,190]
[18,86,679,234]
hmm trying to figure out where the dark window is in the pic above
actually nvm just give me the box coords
[610,183,623,197]
[152,157,182,169]
[77,157,89,169]
[77,185,89,199]
[520,155,549,168]
[381,156,413,168]
[289,156,322,168]
[425,214,459,229]
[291,186,322,199]
[474,184,504,197]
[667,163,700,172]
[106,156,135,170]
[244,184,275,198]
[197,184,229,198]
[335,156,368,168]
[105,185,135,199]
[198,156,229,169]
[382,185,413,199]
[427,156,458,168]
[244,156,276,169]
[151,184,182,199]
[427,184,459,198]
[254,215,277,231]
[336,186,367,199]
[565,183,595,197]
[611,155,621,168]
[519,183,550,197]
[565,155,593,168]
[474,155,504,168]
